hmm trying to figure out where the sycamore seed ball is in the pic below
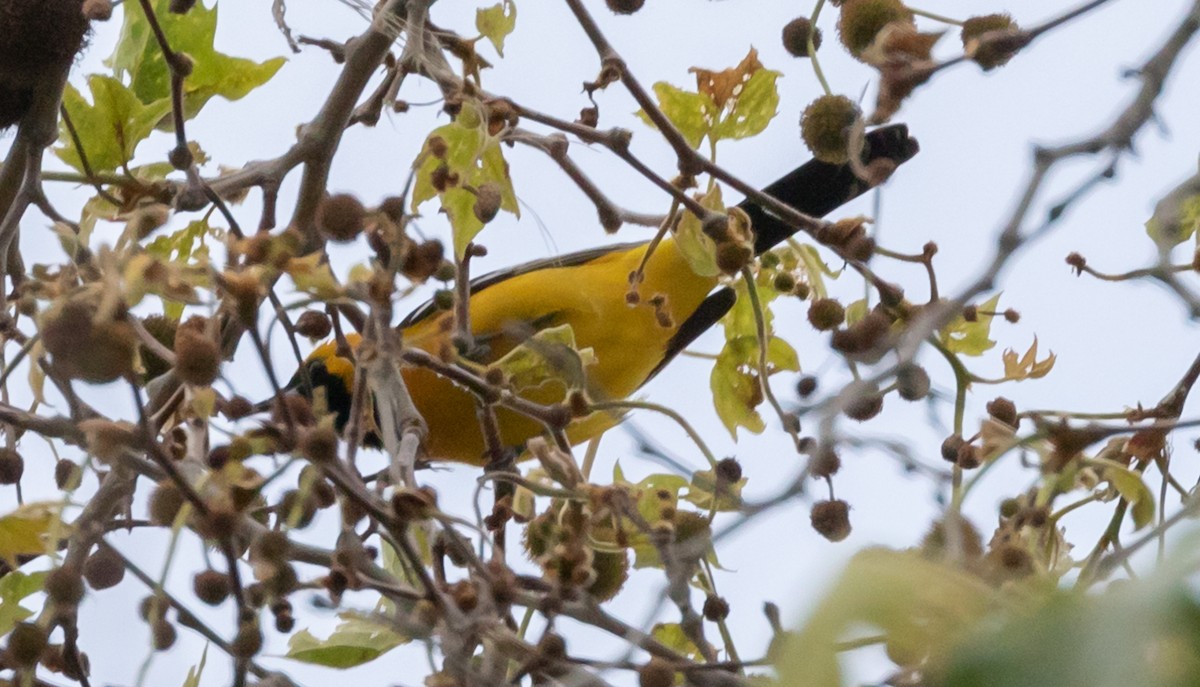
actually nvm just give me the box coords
[606,0,645,15]
[800,95,861,165]
[316,193,366,242]
[782,17,823,57]
[837,0,914,58]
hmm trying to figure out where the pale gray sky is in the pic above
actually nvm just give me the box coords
[6,1,1200,685]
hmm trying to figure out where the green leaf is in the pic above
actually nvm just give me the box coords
[476,1,517,57]
[675,186,723,278]
[0,570,48,637]
[1145,192,1200,248]
[793,243,841,300]
[613,471,689,569]
[636,83,715,149]
[180,645,208,687]
[488,324,596,393]
[765,336,800,372]
[286,612,408,668]
[723,270,779,341]
[710,349,766,438]
[777,548,995,687]
[1102,463,1156,530]
[285,253,344,300]
[938,293,1001,356]
[411,114,518,258]
[931,543,1200,687]
[711,67,780,142]
[109,0,284,122]
[145,219,212,262]
[55,76,173,173]
[0,502,63,567]
[683,468,746,511]
[843,298,868,326]
[652,622,706,661]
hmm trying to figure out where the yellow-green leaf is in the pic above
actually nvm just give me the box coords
[939,293,1001,356]
[0,502,63,567]
[181,645,208,687]
[0,570,48,636]
[1000,336,1056,381]
[794,243,840,299]
[932,545,1200,687]
[684,468,746,511]
[711,351,765,438]
[488,324,596,393]
[286,612,408,668]
[1102,463,1156,530]
[777,548,994,687]
[652,622,706,661]
[55,76,173,173]
[476,1,517,57]
[636,82,715,149]
[109,0,284,122]
[675,186,724,277]
[1145,192,1200,248]
[411,116,518,258]
[286,253,344,300]
[711,67,780,142]
[844,298,868,326]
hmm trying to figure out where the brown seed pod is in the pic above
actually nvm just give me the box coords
[152,619,177,651]
[800,95,862,165]
[896,364,930,401]
[956,443,982,470]
[715,241,754,276]
[299,424,338,463]
[7,622,49,667]
[702,594,730,621]
[472,182,503,224]
[54,459,83,491]
[807,298,846,331]
[44,566,86,607]
[193,570,232,606]
[0,447,23,484]
[173,316,220,386]
[715,457,743,485]
[843,381,884,421]
[986,396,1018,427]
[837,0,914,58]
[810,499,852,542]
[809,444,842,479]
[316,193,366,243]
[940,434,966,463]
[148,480,186,526]
[606,0,645,14]
[961,13,1021,70]
[638,657,675,687]
[83,546,125,590]
[294,310,332,339]
[782,17,823,57]
[40,293,137,384]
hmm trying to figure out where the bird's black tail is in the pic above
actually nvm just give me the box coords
[740,123,919,255]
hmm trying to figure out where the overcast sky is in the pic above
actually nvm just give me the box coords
[6,1,1200,685]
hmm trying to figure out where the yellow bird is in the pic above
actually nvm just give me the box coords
[293,125,918,465]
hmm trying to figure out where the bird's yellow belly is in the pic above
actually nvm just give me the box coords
[402,239,717,465]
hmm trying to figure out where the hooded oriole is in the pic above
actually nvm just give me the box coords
[292,125,918,464]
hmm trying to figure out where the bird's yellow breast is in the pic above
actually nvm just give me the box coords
[309,238,718,464]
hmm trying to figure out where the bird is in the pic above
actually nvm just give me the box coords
[289,125,918,465]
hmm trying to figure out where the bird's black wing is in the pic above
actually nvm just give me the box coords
[641,124,919,384]
[744,123,919,254]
